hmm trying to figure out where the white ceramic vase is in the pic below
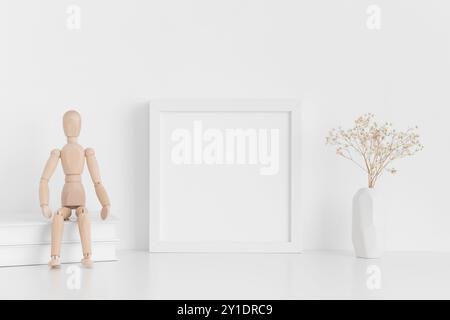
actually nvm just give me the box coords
[352,188,386,259]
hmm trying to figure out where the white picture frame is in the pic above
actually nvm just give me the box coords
[149,100,302,253]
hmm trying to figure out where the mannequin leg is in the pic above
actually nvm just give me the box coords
[76,207,93,268]
[49,207,70,268]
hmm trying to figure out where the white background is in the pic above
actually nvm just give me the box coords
[159,111,291,243]
[1,0,449,251]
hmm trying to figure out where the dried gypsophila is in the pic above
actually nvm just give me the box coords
[325,113,423,188]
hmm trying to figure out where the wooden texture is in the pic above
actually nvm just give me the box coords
[39,110,110,268]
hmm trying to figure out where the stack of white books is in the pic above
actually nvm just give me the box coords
[0,214,119,267]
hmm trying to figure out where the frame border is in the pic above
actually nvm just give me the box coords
[149,100,302,253]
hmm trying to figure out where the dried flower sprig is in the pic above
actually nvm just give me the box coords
[325,114,423,188]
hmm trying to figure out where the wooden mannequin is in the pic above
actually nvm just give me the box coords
[39,110,110,268]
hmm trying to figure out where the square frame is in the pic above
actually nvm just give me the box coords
[149,100,302,252]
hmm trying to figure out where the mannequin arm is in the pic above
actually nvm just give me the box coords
[85,148,111,220]
[39,149,60,219]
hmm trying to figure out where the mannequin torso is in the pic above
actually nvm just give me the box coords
[61,142,86,207]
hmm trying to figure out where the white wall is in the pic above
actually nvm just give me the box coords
[1,0,449,251]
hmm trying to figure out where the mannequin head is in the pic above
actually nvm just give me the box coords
[63,110,81,138]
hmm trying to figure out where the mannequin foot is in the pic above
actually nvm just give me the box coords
[81,254,93,268]
[48,256,61,268]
